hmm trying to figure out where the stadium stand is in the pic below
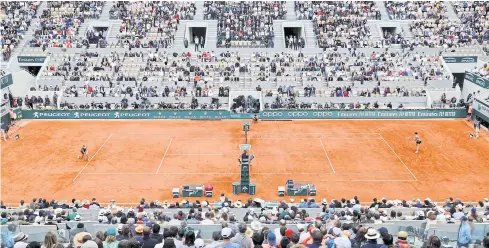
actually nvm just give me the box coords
[108,1,195,49]
[1,1,38,61]
[204,1,286,48]
[385,1,448,20]
[1,197,489,247]
[307,1,380,48]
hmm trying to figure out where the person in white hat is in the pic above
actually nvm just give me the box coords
[363,228,381,246]
[195,239,205,248]
[452,205,465,220]
[220,228,239,248]
[13,232,29,248]
[250,220,262,232]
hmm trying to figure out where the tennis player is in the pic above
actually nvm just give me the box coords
[1,125,9,141]
[78,145,88,160]
[253,114,258,123]
[9,109,16,125]
[474,119,481,139]
[409,132,422,153]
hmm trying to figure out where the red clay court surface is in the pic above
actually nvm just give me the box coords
[1,119,488,205]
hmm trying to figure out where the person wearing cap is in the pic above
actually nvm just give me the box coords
[221,228,240,248]
[103,228,119,248]
[264,233,277,248]
[195,239,205,248]
[453,206,465,220]
[231,223,253,248]
[133,225,144,245]
[13,232,29,248]
[116,225,131,241]
[395,231,409,248]
[361,228,381,248]
[205,231,223,248]
[458,216,471,248]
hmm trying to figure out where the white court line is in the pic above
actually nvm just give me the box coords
[81,172,413,175]
[74,178,418,183]
[173,137,382,140]
[324,138,382,140]
[166,153,224,156]
[165,153,332,156]
[72,133,113,182]
[319,138,336,174]
[155,138,173,174]
[378,133,418,181]
[81,172,155,175]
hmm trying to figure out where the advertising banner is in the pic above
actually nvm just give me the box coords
[443,56,478,63]
[465,72,489,89]
[0,73,13,89]
[17,56,47,63]
[22,109,467,120]
[258,109,467,119]
[473,99,489,123]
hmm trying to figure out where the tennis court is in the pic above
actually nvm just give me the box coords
[1,119,488,205]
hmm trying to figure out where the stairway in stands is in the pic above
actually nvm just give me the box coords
[377,2,390,20]
[302,21,317,49]
[446,2,461,21]
[285,1,296,21]
[273,21,285,49]
[173,20,188,50]
[193,1,204,21]
[204,21,218,50]
[100,1,114,21]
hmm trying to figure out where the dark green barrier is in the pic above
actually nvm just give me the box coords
[1,108,21,129]
[443,56,478,63]
[473,100,489,123]
[259,109,467,119]
[22,110,230,119]
[17,56,46,63]
[0,73,13,89]
[22,109,467,120]
[465,72,489,89]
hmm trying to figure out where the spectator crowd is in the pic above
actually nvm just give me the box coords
[204,1,286,48]
[1,196,489,248]
[29,1,104,50]
[1,1,38,61]
[307,1,379,49]
[110,2,195,49]
[385,1,448,20]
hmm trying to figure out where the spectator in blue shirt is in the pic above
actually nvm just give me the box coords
[458,216,471,248]
[298,200,308,208]
[307,199,319,208]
